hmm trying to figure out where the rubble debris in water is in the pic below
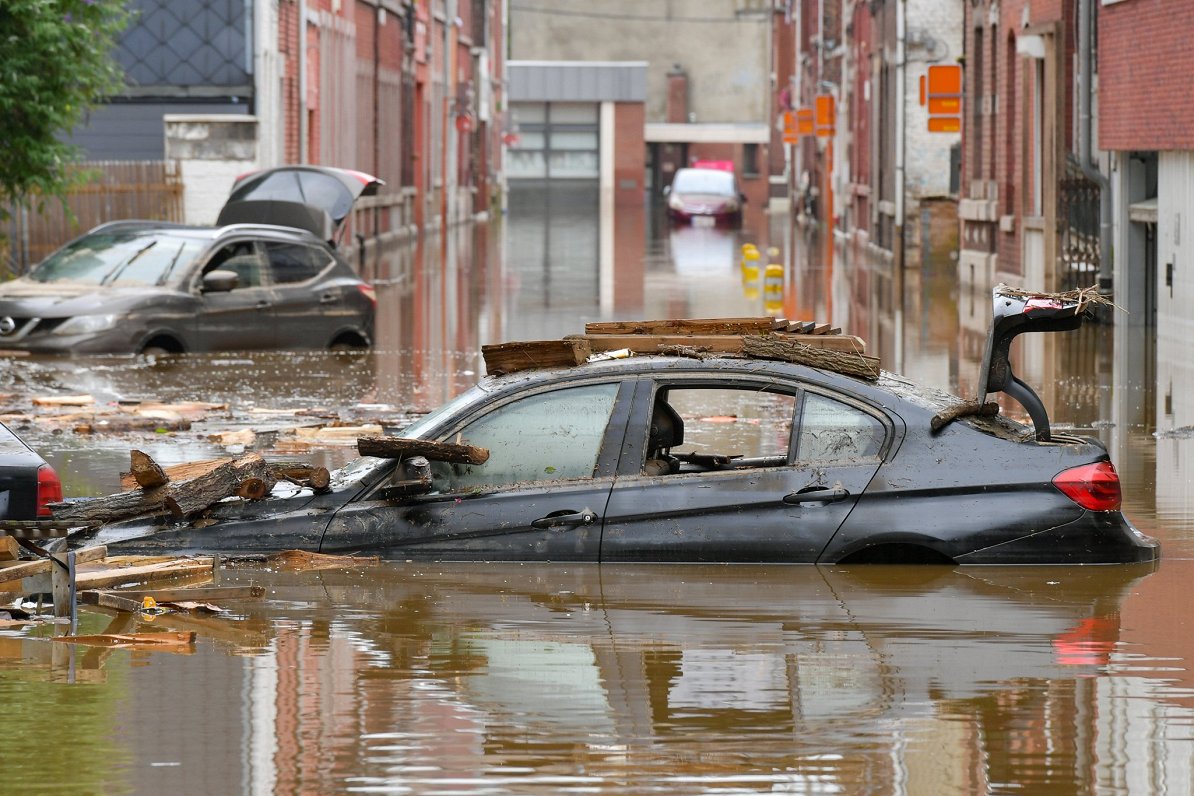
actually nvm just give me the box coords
[268,549,380,572]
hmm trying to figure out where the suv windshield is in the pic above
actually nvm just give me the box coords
[30,230,205,287]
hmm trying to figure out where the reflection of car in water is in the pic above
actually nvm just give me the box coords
[667,225,737,274]
[264,562,1152,749]
[665,167,745,226]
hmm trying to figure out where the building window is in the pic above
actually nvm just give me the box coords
[508,102,599,180]
[742,143,759,177]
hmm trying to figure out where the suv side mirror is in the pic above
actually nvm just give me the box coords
[376,456,433,501]
[201,269,239,293]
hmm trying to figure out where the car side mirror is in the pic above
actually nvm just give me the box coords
[201,269,239,293]
[662,185,671,196]
[376,456,433,501]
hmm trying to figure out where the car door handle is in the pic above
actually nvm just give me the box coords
[319,293,337,305]
[255,300,270,309]
[531,509,598,529]
[783,483,850,505]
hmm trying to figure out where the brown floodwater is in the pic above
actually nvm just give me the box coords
[2,186,1194,794]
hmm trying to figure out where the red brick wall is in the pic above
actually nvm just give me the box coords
[613,102,645,205]
[1100,0,1194,150]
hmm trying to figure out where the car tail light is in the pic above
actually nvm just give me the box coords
[358,284,377,306]
[36,464,63,517]
[1052,461,1121,512]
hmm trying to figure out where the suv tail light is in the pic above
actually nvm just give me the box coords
[358,284,377,306]
[1052,461,1121,512]
[36,463,63,517]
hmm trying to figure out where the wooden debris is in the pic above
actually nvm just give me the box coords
[129,450,169,489]
[32,394,95,407]
[358,436,489,465]
[268,549,379,571]
[52,631,196,649]
[580,332,867,355]
[930,400,1001,433]
[741,335,881,381]
[73,417,191,434]
[584,317,780,336]
[75,557,213,590]
[293,424,382,441]
[80,585,265,605]
[53,455,276,524]
[0,536,18,561]
[235,478,270,500]
[482,338,591,375]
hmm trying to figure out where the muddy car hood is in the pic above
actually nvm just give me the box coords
[0,280,171,316]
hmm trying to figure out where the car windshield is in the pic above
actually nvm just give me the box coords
[29,230,206,287]
[671,168,736,195]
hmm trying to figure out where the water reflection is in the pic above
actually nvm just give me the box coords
[5,562,1190,793]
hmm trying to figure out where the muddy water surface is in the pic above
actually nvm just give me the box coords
[2,189,1194,793]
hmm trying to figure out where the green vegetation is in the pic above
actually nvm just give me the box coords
[0,0,129,218]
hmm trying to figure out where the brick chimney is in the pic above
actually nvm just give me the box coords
[666,64,688,123]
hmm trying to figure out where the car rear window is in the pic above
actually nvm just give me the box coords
[31,231,205,287]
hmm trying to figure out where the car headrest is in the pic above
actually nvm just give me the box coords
[649,401,684,450]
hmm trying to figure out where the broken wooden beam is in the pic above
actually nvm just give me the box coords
[79,585,265,605]
[52,631,196,649]
[579,332,868,355]
[358,436,489,465]
[75,557,213,590]
[741,335,881,381]
[482,338,591,375]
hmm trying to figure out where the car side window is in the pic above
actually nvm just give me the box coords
[795,393,886,463]
[431,383,620,492]
[263,241,331,284]
[645,387,796,474]
[204,242,264,289]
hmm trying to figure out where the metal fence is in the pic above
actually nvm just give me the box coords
[2,161,184,276]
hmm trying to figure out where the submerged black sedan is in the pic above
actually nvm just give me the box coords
[82,291,1158,565]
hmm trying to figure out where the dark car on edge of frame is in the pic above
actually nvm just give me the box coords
[82,288,1159,566]
[0,422,61,522]
[0,166,379,355]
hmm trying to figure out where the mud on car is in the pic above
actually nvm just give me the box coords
[81,288,1159,566]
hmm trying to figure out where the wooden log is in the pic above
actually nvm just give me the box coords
[129,450,169,489]
[120,457,231,491]
[358,436,489,465]
[235,478,269,500]
[482,339,591,375]
[930,400,1001,433]
[741,335,881,381]
[583,317,779,336]
[74,417,191,434]
[55,454,275,523]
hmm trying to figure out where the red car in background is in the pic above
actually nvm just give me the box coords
[664,166,745,226]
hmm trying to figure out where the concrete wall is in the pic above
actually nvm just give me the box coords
[164,115,259,226]
[509,0,772,123]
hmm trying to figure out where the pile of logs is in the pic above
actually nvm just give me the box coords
[48,450,332,526]
[480,316,881,381]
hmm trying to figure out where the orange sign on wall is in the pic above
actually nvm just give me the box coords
[782,111,799,143]
[814,95,835,137]
[921,64,962,133]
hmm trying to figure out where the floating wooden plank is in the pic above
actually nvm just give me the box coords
[741,335,881,381]
[80,585,265,605]
[358,436,489,465]
[0,545,108,585]
[482,338,591,375]
[52,631,196,649]
[580,333,867,355]
[268,549,380,571]
[75,558,213,590]
[584,317,780,336]
[74,417,191,434]
[32,394,95,407]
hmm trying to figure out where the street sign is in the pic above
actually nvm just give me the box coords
[922,64,962,133]
[814,95,835,137]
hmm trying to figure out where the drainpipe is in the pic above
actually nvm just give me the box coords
[893,0,907,374]
[298,0,308,163]
[1078,0,1112,291]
